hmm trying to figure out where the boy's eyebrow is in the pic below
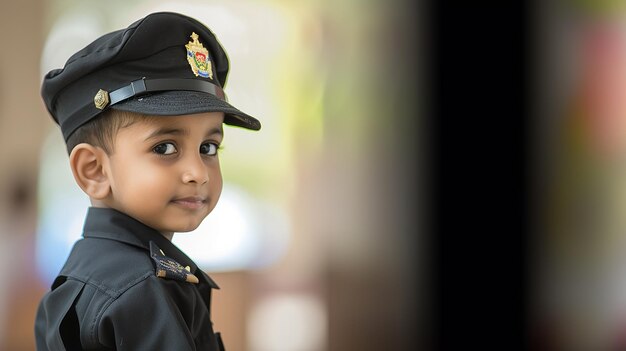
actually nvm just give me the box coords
[144,126,223,141]
[144,127,188,141]
[206,127,224,137]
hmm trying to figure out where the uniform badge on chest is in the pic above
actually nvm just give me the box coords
[149,241,199,284]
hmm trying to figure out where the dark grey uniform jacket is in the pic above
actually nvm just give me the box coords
[35,207,225,350]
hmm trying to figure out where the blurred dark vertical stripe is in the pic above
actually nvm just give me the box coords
[322,0,423,350]
[373,0,423,348]
[429,0,531,349]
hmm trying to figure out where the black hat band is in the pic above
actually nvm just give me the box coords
[61,78,227,138]
[107,78,227,107]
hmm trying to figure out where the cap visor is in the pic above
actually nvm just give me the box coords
[111,90,261,130]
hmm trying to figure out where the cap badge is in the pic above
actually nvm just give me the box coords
[185,32,213,79]
[94,89,109,109]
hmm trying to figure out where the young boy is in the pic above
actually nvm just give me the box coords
[34,12,260,350]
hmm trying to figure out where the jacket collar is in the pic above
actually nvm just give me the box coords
[82,207,219,289]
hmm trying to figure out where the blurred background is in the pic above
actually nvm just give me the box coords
[0,0,421,350]
[529,0,626,350]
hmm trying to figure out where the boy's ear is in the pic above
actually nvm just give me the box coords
[69,143,111,200]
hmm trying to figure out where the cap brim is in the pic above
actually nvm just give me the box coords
[111,90,261,130]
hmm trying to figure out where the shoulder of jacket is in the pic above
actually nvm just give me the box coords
[59,237,155,296]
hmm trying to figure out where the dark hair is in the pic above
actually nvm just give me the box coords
[65,110,154,155]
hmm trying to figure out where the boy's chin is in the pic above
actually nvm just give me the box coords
[172,226,200,234]
[163,220,204,234]
[141,211,210,235]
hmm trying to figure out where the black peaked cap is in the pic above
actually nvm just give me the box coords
[42,12,261,142]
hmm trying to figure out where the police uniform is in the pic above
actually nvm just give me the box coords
[36,208,225,350]
[35,12,260,350]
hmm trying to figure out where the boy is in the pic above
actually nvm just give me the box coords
[34,12,260,350]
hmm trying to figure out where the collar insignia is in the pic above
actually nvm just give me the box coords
[185,32,213,79]
[149,241,199,284]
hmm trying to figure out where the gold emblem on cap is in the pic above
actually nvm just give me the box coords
[94,89,109,109]
[185,32,213,79]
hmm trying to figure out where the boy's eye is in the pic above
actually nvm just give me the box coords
[153,142,177,155]
[200,143,218,156]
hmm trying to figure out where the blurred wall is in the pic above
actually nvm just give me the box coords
[0,1,49,350]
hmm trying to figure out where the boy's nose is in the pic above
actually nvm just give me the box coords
[181,154,209,184]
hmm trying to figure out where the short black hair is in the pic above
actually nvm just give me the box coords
[65,110,154,155]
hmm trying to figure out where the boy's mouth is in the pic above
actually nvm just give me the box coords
[171,196,207,210]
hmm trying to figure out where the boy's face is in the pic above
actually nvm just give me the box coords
[103,112,225,235]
